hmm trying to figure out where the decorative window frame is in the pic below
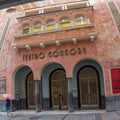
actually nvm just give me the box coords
[60,17,71,28]
[18,15,92,36]
[45,19,56,30]
[75,14,89,26]
[22,23,31,34]
[33,21,42,32]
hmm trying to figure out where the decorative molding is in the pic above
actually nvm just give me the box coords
[90,35,95,42]
[72,38,77,44]
[40,43,45,48]
[12,33,98,51]
[14,24,94,38]
[12,46,19,52]
[55,41,61,46]
[25,44,31,50]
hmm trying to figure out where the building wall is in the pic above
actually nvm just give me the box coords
[0,0,120,111]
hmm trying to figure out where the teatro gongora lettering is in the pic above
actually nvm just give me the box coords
[23,47,86,61]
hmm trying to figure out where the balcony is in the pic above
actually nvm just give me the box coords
[12,0,96,52]
[14,23,94,38]
[13,21,97,52]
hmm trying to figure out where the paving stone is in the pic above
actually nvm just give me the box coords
[95,113,102,120]
[0,110,120,120]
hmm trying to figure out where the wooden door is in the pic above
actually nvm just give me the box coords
[27,73,36,108]
[51,70,67,109]
[79,67,99,108]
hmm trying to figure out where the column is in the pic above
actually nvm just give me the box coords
[35,80,41,112]
[68,77,74,112]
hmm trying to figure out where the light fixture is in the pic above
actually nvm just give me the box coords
[40,43,45,48]
[25,44,31,50]
[72,38,77,44]
[90,35,95,42]
[55,41,61,46]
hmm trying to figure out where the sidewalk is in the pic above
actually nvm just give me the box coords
[0,110,120,120]
[0,109,106,116]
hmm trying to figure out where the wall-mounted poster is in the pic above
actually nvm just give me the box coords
[0,77,6,93]
[111,68,120,94]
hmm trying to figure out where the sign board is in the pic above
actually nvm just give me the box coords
[111,68,120,94]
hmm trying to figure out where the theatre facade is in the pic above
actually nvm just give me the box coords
[0,0,120,112]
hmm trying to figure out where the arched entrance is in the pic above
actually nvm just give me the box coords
[26,72,36,109]
[73,59,105,110]
[50,69,67,109]
[14,65,35,110]
[78,66,99,109]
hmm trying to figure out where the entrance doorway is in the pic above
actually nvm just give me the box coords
[78,66,99,109]
[26,72,36,109]
[50,69,67,109]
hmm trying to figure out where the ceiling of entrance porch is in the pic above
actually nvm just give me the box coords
[14,0,88,12]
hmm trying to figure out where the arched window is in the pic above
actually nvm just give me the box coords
[22,24,30,34]
[60,17,70,28]
[33,22,42,32]
[45,19,56,30]
[75,15,87,26]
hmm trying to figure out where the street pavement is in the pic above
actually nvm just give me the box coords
[0,110,120,120]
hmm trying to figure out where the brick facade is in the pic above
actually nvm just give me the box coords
[0,0,120,112]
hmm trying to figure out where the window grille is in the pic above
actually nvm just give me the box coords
[108,2,120,33]
[0,18,10,49]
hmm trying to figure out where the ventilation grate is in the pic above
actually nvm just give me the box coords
[108,2,120,33]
